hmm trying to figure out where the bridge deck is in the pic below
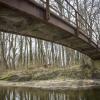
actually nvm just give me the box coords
[0,0,100,60]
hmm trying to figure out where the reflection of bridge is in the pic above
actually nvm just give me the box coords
[0,0,100,60]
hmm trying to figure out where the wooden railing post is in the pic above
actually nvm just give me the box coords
[96,34,99,48]
[75,11,79,36]
[89,29,92,43]
[87,24,92,43]
[46,0,50,20]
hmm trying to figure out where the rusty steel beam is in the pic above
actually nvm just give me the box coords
[0,0,75,34]
[46,0,50,20]
[75,11,79,36]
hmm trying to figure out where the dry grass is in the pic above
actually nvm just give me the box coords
[0,64,99,81]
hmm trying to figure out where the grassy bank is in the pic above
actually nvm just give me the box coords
[0,65,99,82]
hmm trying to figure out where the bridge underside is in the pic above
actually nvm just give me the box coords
[0,0,100,60]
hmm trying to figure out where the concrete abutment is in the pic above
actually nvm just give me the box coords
[92,60,100,68]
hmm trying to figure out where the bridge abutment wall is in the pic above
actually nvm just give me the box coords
[91,60,100,78]
[92,60,100,68]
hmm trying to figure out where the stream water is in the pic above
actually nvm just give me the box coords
[0,86,100,100]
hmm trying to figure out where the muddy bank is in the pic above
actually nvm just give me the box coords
[0,80,100,90]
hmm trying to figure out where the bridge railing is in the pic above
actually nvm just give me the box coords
[34,0,99,47]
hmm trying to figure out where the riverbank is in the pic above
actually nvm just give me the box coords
[0,80,100,90]
[0,66,100,90]
[0,65,98,81]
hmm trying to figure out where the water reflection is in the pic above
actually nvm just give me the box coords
[0,86,99,100]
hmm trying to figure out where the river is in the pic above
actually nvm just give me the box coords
[0,86,100,100]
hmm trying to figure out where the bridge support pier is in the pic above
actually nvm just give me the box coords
[91,60,100,78]
[92,60,100,68]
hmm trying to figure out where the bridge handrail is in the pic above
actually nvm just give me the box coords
[34,0,99,47]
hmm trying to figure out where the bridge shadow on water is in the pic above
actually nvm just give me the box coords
[0,86,100,100]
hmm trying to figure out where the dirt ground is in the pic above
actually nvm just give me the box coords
[0,79,100,90]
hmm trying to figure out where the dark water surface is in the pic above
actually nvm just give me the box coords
[0,86,100,100]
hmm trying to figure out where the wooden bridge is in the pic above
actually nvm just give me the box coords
[0,0,100,60]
